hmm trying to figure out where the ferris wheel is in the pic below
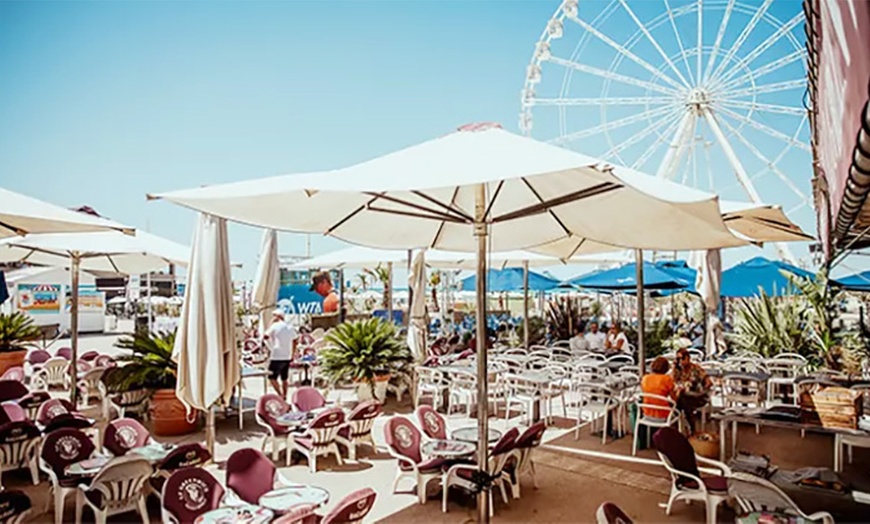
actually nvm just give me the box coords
[520,0,812,262]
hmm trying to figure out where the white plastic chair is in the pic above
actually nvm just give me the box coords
[632,393,680,456]
[75,456,151,524]
[32,358,70,390]
[728,471,834,523]
[574,383,620,444]
[287,408,344,472]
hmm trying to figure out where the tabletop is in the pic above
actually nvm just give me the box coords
[65,456,111,477]
[452,426,503,443]
[275,411,310,428]
[194,505,274,524]
[131,442,175,463]
[713,410,870,437]
[258,485,330,513]
[422,439,476,458]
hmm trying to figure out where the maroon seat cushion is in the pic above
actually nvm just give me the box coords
[399,457,446,473]
[384,417,423,465]
[681,475,729,493]
[599,502,633,524]
[0,490,31,522]
[226,448,275,504]
[515,421,546,448]
[157,443,211,472]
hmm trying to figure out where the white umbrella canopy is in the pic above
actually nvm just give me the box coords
[407,250,427,362]
[252,229,280,333]
[174,214,239,456]
[0,230,190,273]
[289,246,408,270]
[719,201,814,243]
[151,125,746,255]
[0,187,134,238]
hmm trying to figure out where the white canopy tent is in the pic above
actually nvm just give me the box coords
[0,187,134,238]
[151,123,808,520]
[0,230,189,403]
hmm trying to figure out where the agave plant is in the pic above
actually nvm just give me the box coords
[623,319,674,359]
[0,312,41,353]
[319,319,411,394]
[518,315,547,347]
[546,296,583,341]
[103,330,177,392]
[727,292,810,359]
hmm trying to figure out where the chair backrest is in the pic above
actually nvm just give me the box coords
[292,386,326,412]
[0,421,40,467]
[225,448,276,504]
[0,490,31,524]
[54,347,72,360]
[161,467,225,524]
[75,360,92,373]
[728,471,827,520]
[344,400,381,439]
[26,350,51,365]
[0,381,28,403]
[104,418,151,456]
[415,405,447,440]
[80,350,100,362]
[306,408,345,445]
[38,358,69,385]
[0,367,24,383]
[596,502,633,524]
[515,421,547,449]
[491,427,519,457]
[256,394,290,429]
[1,402,27,423]
[157,443,212,472]
[383,416,423,464]
[94,354,116,368]
[321,488,377,524]
[86,456,152,509]
[40,428,96,478]
[652,427,700,480]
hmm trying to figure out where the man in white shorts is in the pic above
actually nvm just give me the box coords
[263,310,297,399]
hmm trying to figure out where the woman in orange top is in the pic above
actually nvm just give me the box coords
[640,357,676,418]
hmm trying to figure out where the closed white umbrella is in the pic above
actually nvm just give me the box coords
[150,124,804,520]
[0,187,134,238]
[252,229,280,334]
[0,230,189,404]
[690,249,725,358]
[174,214,239,456]
[407,250,427,362]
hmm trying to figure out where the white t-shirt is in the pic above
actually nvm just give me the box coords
[585,331,606,351]
[569,335,588,352]
[607,331,630,352]
[266,322,297,361]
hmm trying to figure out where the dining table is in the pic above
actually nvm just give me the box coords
[258,485,330,514]
[194,504,274,524]
[452,426,503,444]
[421,439,476,459]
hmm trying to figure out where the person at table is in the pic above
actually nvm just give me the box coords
[569,327,588,352]
[310,270,339,314]
[672,347,713,435]
[641,357,677,418]
[584,321,606,351]
[264,310,297,399]
[604,323,629,354]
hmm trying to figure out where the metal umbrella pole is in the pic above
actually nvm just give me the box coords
[523,260,530,349]
[69,252,81,406]
[473,184,490,523]
[635,250,646,376]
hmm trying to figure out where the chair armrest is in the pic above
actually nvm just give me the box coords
[222,489,247,507]
[697,455,732,476]
[805,512,834,524]
[443,461,478,478]
[386,448,419,473]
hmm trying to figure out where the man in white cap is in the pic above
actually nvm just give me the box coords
[263,309,297,398]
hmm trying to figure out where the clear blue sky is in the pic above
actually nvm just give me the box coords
[0,1,833,280]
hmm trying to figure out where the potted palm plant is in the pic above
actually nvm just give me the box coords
[0,312,41,376]
[103,330,198,436]
[318,318,412,402]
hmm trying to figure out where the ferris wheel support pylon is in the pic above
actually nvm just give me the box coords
[655,111,695,179]
[702,107,796,264]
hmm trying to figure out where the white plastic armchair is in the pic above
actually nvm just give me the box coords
[728,471,834,524]
[74,456,152,524]
[32,358,70,391]
[658,449,733,524]
[632,393,681,456]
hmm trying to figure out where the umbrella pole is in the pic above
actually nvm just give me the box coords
[339,269,346,323]
[70,253,81,406]
[147,272,153,333]
[406,250,412,327]
[473,184,490,523]
[635,250,646,376]
[523,260,529,349]
[206,406,215,457]
[387,262,393,324]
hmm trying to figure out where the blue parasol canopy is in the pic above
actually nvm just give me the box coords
[720,256,815,298]
[460,267,560,292]
[832,270,870,291]
[567,261,690,291]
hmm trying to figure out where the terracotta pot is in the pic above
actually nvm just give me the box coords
[355,374,390,403]
[150,388,198,436]
[0,350,27,378]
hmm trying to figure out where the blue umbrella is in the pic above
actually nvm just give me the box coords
[837,270,870,291]
[567,262,690,291]
[460,267,560,292]
[720,256,815,298]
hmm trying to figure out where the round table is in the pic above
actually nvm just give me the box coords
[452,427,503,444]
[194,505,273,524]
[275,412,310,428]
[66,456,111,477]
[421,439,476,459]
[130,443,175,463]
[259,485,330,514]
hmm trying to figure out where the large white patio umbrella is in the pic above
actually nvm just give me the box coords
[0,230,189,403]
[151,123,793,520]
[252,229,280,334]
[174,213,238,456]
[690,249,725,358]
[0,187,134,238]
[407,250,427,362]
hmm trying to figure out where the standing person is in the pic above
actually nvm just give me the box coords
[584,321,606,351]
[264,310,297,399]
[310,271,340,313]
[604,323,630,354]
[672,347,712,435]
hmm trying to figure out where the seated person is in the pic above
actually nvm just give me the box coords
[584,321,606,351]
[569,328,588,352]
[604,323,629,354]
[672,348,713,435]
[640,357,676,418]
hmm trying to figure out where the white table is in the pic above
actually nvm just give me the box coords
[258,485,329,514]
